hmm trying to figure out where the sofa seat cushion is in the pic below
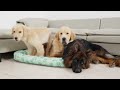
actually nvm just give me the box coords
[87,36,120,44]
[0,29,12,39]
[0,39,27,53]
[93,43,120,55]
[87,29,120,44]
[87,29,120,36]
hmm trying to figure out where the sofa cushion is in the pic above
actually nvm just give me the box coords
[16,18,48,27]
[0,29,12,39]
[49,28,96,36]
[87,36,120,44]
[48,19,100,29]
[100,17,120,29]
[0,39,27,53]
[93,43,120,55]
[48,28,88,40]
[87,29,120,36]
[87,29,120,44]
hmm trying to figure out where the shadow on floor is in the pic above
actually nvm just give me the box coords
[2,52,14,60]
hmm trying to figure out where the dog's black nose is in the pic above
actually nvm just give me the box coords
[73,69,82,73]
[62,38,66,41]
[15,37,18,41]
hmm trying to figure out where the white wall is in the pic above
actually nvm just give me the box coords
[0,11,120,29]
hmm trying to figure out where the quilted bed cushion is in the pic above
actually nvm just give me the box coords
[14,50,65,67]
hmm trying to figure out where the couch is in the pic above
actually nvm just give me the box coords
[0,17,120,61]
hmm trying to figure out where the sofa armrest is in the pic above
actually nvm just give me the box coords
[16,18,49,27]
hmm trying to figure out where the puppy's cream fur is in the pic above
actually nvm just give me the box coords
[12,24,51,56]
[46,26,76,57]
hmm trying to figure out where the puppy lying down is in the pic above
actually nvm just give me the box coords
[12,24,51,56]
[62,39,120,73]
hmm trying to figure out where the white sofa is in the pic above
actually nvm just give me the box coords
[0,17,120,61]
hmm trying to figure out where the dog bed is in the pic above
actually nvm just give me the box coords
[14,50,65,67]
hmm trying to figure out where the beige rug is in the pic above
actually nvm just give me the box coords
[0,58,120,79]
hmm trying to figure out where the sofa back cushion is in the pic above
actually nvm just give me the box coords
[100,17,120,29]
[49,28,97,35]
[48,19,100,29]
[48,28,87,40]
[16,18,49,27]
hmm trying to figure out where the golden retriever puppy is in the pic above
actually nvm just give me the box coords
[12,24,51,56]
[46,26,76,57]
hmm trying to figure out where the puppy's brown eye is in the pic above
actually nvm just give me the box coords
[12,31,15,34]
[60,33,62,35]
[66,33,69,35]
[19,31,21,33]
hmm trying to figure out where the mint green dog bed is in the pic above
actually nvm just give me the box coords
[14,50,64,67]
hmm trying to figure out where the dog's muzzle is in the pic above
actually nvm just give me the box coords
[62,37,66,41]
[15,37,18,41]
[62,37,67,46]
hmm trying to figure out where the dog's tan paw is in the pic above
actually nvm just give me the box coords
[109,63,115,68]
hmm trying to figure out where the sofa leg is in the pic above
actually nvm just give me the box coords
[0,53,2,62]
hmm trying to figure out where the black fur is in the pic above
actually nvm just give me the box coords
[62,39,112,73]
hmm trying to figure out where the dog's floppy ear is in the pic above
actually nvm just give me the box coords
[70,31,76,41]
[55,32,60,40]
[21,25,28,38]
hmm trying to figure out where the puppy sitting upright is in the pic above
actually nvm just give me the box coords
[12,24,51,56]
[46,26,76,57]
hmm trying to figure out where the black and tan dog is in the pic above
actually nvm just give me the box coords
[62,39,120,73]
[72,51,90,73]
